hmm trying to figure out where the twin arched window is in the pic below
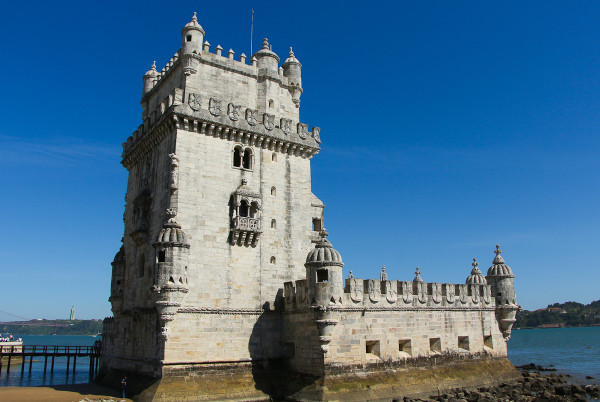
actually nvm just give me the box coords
[233,145,253,170]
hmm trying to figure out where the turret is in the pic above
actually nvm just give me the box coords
[466,258,486,284]
[305,229,344,306]
[109,244,126,314]
[142,61,158,96]
[181,12,204,55]
[282,47,303,107]
[486,244,519,340]
[252,38,280,72]
[180,12,204,76]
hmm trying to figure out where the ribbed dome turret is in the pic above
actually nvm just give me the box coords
[144,61,158,78]
[305,229,343,267]
[283,47,301,67]
[253,38,280,71]
[487,244,514,278]
[156,217,188,246]
[466,258,487,284]
[113,246,126,264]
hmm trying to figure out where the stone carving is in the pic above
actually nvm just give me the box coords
[446,284,456,304]
[459,284,468,304]
[209,98,222,116]
[350,278,363,302]
[281,118,292,135]
[471,285,480,304]
[188,93,201,111]
[417,282,427,303]
[368,279,380,302]
[284,282,294,303]
[385,280,397,303]
[313,127,321,143]
[431,283,442,304]
[482,285,491,304]
[245,109,258,126]
[380,265,387,281]
[228,103,240,121]
[169,153,179,192]
[402,281,413,303]
[263,113,275,130]
[297,123,308,139]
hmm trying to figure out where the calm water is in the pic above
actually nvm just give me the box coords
[0,335,99,387]
[508,326,600,384]
[1,328,599,387]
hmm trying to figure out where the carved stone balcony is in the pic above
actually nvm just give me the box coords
[231,216,261,247]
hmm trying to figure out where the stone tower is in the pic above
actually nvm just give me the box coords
[101,11,323,385]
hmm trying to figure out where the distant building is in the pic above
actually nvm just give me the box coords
[100,13,521,401]
[69,306,75,321]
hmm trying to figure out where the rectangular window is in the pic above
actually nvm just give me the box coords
[458,336,470,352]
[317,269,328,283]
[398,339,412,357]
[312,218,322,232]
[483,335,493,350]
[429,337,441,354]
[366,340,380,358]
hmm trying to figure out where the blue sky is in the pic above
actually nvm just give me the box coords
[1,1,598,319]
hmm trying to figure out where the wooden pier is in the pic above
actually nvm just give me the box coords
[0,344,100,379]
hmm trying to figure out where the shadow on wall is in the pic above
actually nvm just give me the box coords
[248,291,320,400]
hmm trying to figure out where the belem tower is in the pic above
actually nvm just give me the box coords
[99,13,522,401]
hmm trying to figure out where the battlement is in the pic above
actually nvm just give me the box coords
[284,278,494,311]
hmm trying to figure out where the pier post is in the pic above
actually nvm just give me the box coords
[21,355,25,375]
[6,355,11,374]
[44,356,48,375]
[66,356,70,376]
[28,355,33,373]
[73,355,76,375]
[51,355,55,375]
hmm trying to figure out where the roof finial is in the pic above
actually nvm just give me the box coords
[262,38,269,49]
[319,227,329,239]
[414,267,423,282]
[241,178,248,186]
[348,270,353,279]
[495,244,502,256]
[151,61,156,70]
[472,258,478,269]
[192,12,197,22]
[380,265,387,281]
[289,46,295,57]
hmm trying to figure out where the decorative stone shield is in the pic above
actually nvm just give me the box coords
[368,279,380,303]
[228,103,240,121]
[402,281,413,303]
[246,109,258,126]
[446,284,456,304]
[431,283,442,304]
[209,98,221,116]
[284,282,294,304]
[297,123,308,139]
[188,93,201,111]
[350,278,363,302]
[281,118,292,135]
[471,284,480,304]
[459,284,468,304]
[313,127,321,143]
[417,282,427,303]
[385,280,397,303]
[482,285,491,304]
[263,113,275,130]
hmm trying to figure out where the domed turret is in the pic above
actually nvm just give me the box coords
[142,61,158,96]
[181,12,205,56]
[305,229,344,306]
[282,47,303,107]
[252,38,280,71]
[466,258,487,284]
[486,244,519,340]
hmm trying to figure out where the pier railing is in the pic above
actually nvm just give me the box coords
[0,344,100,379]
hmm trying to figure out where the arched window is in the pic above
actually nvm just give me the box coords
[233,146,242,168]
[268,99,274,108]
[242,148,252,169]
[158,250,166,263]
[271,186,276,196]
[312,218,322,232]
[272,153,277,162]
[239,200,249,217]
[250,201,259,218]
[271,219,276,229]
[270,256,276,264]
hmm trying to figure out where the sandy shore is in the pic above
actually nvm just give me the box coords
[0,382,130,402]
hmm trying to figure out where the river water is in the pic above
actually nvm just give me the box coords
[1,327,599,387]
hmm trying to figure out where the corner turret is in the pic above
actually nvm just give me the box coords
[466,258,486,284]
[305,229,344,306]
[142,61,158,96]
[252,38,280,72]
[181,12,205,55]
[486,245,519,340]
[282,47,303,107]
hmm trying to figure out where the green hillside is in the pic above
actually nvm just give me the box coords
[515,300,600,328]
[0,319,103,336]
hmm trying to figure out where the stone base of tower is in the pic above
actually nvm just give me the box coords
[96,355,520,401]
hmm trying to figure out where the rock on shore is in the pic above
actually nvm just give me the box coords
[394,367,600,401]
